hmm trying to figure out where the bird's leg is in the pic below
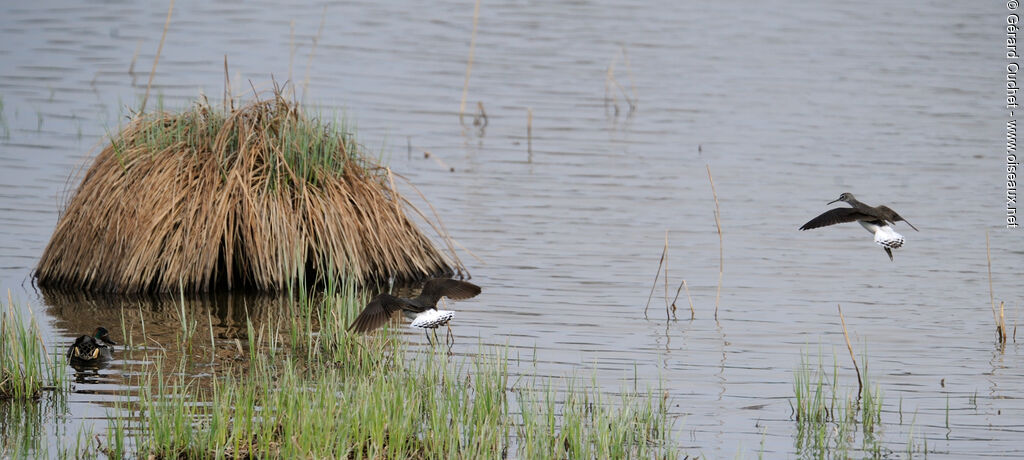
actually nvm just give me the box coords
[424,328,432,345]
[445,323,456,350]
[432,328,440,346]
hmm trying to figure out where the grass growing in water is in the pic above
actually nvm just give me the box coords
[1,295,65,400]
[92,283,680,458]
[792,350,909,458]
[516,376,673,458]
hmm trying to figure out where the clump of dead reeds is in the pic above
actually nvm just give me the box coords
[36,91,462,293]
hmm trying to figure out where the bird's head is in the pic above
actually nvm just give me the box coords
[827,192,855,205]
[94,327,116,345]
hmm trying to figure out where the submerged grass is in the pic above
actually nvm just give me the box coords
[36,91,461,294]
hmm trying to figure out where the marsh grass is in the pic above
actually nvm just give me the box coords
[458,0,482,125]
[36,91,461,294]
[0,297,70,458]
[108,283,679,459]
[516,377,674,459]
[986,231,1009,346]
[1,295,65,400]
[792,351,905,459]
[706,164,723,320]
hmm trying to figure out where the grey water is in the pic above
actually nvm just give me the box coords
[1,0,1021,457]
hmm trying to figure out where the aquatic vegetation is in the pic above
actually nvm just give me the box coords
[0,296,65,400]
[791,350,922,459]
[986,232,1012,347]
[111,286,680,459]
[516,377,674,459]
[129,342,678,458]
[35,92,463,294]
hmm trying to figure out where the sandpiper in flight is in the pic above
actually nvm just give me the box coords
[348,278,481,341]
[799,192,918,261]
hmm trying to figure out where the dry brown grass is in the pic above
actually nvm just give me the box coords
[36,92,462,293]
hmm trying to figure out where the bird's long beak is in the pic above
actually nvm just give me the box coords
[827,198,841,205]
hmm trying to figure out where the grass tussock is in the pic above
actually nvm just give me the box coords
[36,92,461,294]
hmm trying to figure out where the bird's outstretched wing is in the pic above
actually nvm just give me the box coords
[348,294,414,333]
[416,278,482,307]
[875,206,918,231]
[799,208,872,230]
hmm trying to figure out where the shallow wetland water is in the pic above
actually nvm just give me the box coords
[1,0,1022,457]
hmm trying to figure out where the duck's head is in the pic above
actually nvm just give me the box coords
[94,327,116,345]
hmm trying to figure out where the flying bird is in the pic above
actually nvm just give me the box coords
[800,192,918,261]
[348,278,481,341]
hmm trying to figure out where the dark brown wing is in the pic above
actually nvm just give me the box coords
[799,208,873,230]
[875,205,918,231]
[66,335,89,359]
[415,278,482,307]
[348,294,413,333]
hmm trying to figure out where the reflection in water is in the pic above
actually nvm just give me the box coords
[0,392,72,458]
[39,287,306,406]
[42,288,286,348]
[39,279,419,373]
[69,366,111,386]
[68,357,113,379]
[0,401,47,458]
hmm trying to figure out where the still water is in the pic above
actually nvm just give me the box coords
[1,0,1021,457]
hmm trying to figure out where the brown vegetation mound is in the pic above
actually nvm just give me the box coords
[36,94,461,293]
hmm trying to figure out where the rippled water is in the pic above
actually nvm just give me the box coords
[1,0,1021,457]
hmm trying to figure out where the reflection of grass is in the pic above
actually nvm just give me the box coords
[0,94,8,139]
[101,284,680,458]
[0,400,46,457]
[1,296,65,400]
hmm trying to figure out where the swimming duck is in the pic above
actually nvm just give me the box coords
[66,327,116,363]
